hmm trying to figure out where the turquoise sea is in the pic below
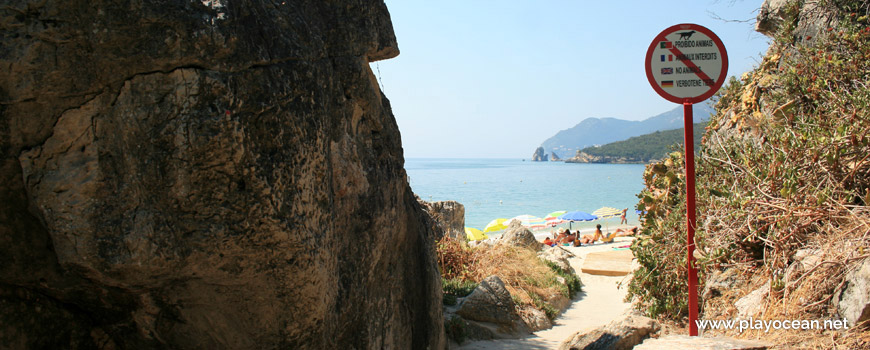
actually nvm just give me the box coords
[405,158,647,233]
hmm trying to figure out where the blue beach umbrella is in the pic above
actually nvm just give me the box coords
[558,211,598,230]
[559,211,598,221]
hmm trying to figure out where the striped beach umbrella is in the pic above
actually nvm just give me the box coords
[544,210,567,226]
[592,207,623,219]
[506,215,548,230]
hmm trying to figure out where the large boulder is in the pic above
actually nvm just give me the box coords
[418,199,466,241]
[539,245,576,274]
[456,275,528,336]
[0,1,444,349]
[559,313,660,350]
[836,257,870,326]
[499,221,542,252]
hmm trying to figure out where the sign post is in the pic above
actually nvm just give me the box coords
[644,23,728,336]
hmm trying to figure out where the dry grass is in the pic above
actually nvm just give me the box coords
[435,237,578,315]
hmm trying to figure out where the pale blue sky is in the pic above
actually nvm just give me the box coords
[377,1,770,158]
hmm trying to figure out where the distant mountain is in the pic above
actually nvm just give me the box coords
[540,103,713,159]
[565,122,707,164]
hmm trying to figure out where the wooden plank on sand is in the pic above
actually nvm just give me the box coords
[581,250,634,276]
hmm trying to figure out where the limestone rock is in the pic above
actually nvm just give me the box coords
[499,221,542,252]
[0,1,444,349]
[520,306,553,332]
[551,152,562,161]
[635,335,768,350]
[564,151,603,164]
[757,0,839,41]
[418,199,466,241]
[559,313,660,350]
[532,147,549,161]
[702,269,745,301]
[736,282,770,319]
[456,276,528,336]
[539,245,576,274]
[836,257,870,325]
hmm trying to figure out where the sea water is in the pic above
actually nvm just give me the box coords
[405,158,646,234]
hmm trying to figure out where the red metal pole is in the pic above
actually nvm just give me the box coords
[683,101,699,336]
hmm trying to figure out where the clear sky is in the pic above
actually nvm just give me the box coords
[377,0,771,158]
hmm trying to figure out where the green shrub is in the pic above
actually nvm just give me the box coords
[444,315,467,344]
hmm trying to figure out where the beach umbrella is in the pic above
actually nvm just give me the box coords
[592,207,623,219]
[559,211,598,221]
[465,227,488,241]
[558,211,598,230]
[544,210,567,220]
[544,210,567,227]
[592,207,623,233]
[506,214,547,230]
[483,218,509,233]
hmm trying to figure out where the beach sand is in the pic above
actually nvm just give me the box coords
[456,234,636,350]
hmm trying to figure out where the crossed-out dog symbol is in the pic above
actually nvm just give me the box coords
[678,31,696,40]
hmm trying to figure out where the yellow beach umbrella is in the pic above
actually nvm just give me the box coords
[592,207,623,219]
[465,227,489,241]
[483,218,509,233]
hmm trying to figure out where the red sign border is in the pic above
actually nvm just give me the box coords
[645,23,729,104]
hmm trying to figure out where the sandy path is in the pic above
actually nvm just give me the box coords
[456,237,635,350]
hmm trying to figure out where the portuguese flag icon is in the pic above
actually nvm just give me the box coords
[660,41,673,49]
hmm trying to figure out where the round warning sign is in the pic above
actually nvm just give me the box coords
[645,23,728,104]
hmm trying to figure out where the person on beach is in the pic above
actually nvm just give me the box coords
[580,224,633,244]
[559,231,577,245]
[620,208,628,225]
[613,226,638,236]
[542,237,555,247]
[554,229,568,243]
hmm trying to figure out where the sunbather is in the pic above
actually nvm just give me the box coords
[581,224,634,244]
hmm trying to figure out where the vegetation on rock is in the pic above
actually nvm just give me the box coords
[435,237,580,319]
[571,123,706,164]
[627,1,870,347]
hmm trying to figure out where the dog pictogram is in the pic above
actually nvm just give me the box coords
[678,30,696,40]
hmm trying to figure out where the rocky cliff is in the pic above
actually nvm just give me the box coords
[0,1,444,349]
[531,147,548,162]
[418,199,466,241]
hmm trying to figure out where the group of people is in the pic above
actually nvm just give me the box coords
[541,225,638,247]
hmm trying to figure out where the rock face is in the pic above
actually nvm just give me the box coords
[757,0,839,39]
[532,147,549,161]
[499,221,542,252]
[559,313,660,350]
[418,199,466,240]
[735,282,769,319]
[0,1,444,349]
[551,152,562,161]
[456,275,528,336]
[539,245,576,274]
[836,257,870,325]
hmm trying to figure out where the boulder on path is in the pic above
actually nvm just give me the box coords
[499,221,542,252]
[456,275,528,336]
[559,313,661,350]
[635,335,768,350]
[836,257,870,325]
[539,245,576,274]
[558,313,660,350]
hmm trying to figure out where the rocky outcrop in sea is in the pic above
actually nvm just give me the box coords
[0,1,444,348]
[532,147,549,161]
